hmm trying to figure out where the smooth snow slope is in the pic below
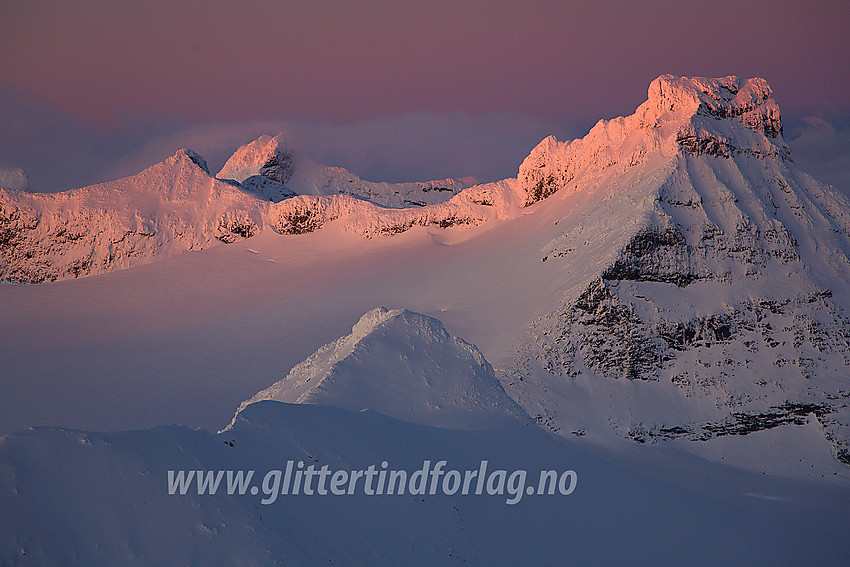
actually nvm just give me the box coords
[2,401,848,566]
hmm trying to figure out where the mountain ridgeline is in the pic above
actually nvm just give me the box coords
[0,137,479,282]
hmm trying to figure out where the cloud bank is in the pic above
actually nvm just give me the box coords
[4,85,850,199]
[787,115,850,195]
[1,86,583,191]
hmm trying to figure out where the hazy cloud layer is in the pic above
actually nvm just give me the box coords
[3,1,849,194]
[4,85,850,197]
[0,87,140,191]
[787,116,850,195]
[104,113,584,185]
[1,86,584,191]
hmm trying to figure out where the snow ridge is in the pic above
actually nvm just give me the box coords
[0,142,489,281]
[0,150,265,282]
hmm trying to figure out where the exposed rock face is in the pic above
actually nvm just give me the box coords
[183,149,210,174]
[600,227,697,287]
[267,193,486,237]
[643,74,783,138]
[257,148,293,184]
[517,75,791,208]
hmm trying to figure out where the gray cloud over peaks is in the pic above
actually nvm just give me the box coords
[1,86,584,192]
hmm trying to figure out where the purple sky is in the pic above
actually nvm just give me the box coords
[1,0,849,190]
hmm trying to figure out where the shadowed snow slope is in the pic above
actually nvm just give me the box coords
[231,307,528,429]
[2,401,848,566]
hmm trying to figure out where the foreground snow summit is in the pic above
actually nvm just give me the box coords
[228,307,529,430]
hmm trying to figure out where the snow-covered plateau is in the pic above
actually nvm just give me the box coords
[2,75,849,564]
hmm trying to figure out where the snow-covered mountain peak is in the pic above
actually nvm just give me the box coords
[507,76,850,466]
[517,74,787,206]
[170,148,210,174]
[217,134,476,208]
[0,147,267,281]
[229,307,528,430]
[217,133,292,184]
[349,306,407,340]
